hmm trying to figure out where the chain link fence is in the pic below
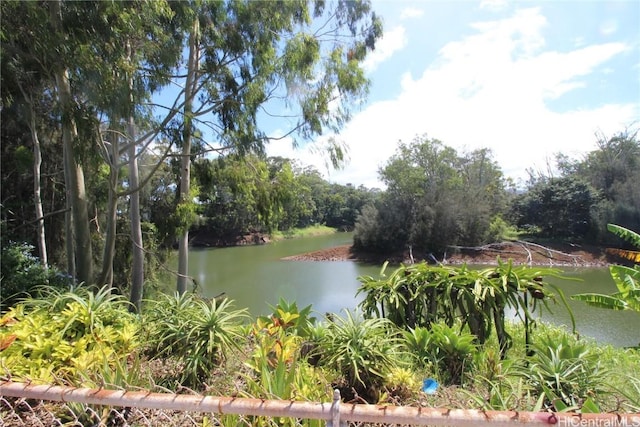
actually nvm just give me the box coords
[2,381,639,427]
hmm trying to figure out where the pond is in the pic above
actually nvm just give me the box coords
[184,233,639,347]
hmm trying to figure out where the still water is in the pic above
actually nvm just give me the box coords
[187,233,639,347]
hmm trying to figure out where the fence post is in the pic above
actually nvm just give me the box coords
[327,389,341,427]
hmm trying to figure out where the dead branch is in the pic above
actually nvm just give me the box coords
[447,241,586,266]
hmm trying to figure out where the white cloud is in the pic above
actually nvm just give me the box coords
[361,25,407,73]
[269,7,638,189]
[400,7,424,20]
[600,19,618,36]
[479,0,509,12]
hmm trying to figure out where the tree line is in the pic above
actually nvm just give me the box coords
[353,131,639,258]
[1,0,383,310]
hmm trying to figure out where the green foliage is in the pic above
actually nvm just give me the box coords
[462,367,530,411]
[358,260,575,359]
[487,216,519,242]
[354,135,508,255]
[2,290,639,414]
[264,298,316,338]
[353,202,407,253]
[552,129,640,241]
[315,311,404,403]
[592,344,640,412]
[192,156,375,239]
[511,175,600,239]
[0,286,139,386]
[608,223,640,249]
[573,225,640,315]
[245,306,328,401]
[402,326,433,369]
[0,242,73,311]
[243,301,327,426]
[383,367,421,401]
[614,376,640,412]
[143,293,249,387]
[174,183,201,236]
[402,323,477,385]
[429,323,478,385]
[518,333,607,411]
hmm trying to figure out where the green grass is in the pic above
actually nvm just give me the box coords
[270,224,337,240]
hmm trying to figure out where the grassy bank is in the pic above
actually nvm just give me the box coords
[270,224,338,240]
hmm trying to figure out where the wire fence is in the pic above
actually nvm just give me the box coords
[1,381,639,427]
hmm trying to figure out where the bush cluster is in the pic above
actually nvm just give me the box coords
[1,284,638,416]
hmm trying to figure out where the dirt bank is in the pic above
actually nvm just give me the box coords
[283,241,613,267]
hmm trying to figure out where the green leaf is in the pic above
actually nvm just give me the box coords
[581,398,601,414]
[553,398,569,412]
[571,293,627,310]
[607,224,640,249]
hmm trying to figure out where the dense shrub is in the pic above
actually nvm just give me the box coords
[0,286,139,386]
[0,242,72,312]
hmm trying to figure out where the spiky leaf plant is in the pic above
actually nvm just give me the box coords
[317,310,404,403]
[144,293,249,387]
[518,333,607,411]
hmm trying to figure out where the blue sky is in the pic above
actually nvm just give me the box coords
[266,0,640,189]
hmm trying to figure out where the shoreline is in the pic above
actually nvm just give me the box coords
[282,241,612,267]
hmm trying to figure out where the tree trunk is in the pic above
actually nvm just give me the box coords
[177,18,200,295]
[128,115,144,312]
[51,0,93,286]
[63,147,76,280]
[28,99,48,268]
[97,129,119,288]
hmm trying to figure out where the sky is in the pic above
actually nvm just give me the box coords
[265,0,640,189]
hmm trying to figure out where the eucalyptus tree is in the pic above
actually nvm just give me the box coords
[88,1,181,310]
[171,0,383,293]
[2,1,183,305]
[1,1,97,283]
[1,30,52,268]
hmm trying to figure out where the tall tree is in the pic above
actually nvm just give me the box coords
[48,0,94,285]
[86,1,181,309]
[510,176,600,238]
[171,0,382,293]
[355,135,507,255]
[2,35,51,267]
[177,15,201,294]
[552,128,639,241]
[456,148,508,245]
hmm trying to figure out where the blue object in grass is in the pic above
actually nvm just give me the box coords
[422,378,438,394]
